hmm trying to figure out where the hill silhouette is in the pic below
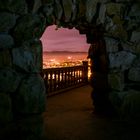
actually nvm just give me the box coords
[43,51,87,54]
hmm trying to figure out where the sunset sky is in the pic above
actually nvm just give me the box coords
[40,25,89,52]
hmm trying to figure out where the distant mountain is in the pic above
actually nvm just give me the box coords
[43,51,87,54]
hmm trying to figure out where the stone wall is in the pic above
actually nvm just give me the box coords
[0,0,140,139]
[85,0,140,119]
[103,1,140,120]
[0,0,46,139]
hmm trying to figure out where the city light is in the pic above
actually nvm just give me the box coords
[43,52,88,68]
[43,55,92,79]
[43,58,87,68]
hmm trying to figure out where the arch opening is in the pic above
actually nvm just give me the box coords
[40,25,90,68]
[40,25,93,95]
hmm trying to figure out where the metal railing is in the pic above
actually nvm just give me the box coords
[42,61,88,96]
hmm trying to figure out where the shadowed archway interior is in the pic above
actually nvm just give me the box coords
[0,0,140,140]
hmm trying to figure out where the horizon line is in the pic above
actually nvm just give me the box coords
[43,51,88,53]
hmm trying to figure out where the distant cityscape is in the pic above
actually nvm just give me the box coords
[43,51,88,68]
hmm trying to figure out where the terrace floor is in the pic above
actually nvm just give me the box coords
[42,85,139,140]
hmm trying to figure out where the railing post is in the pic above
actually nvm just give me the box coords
[82,61,88,83]
[44,71,48,94]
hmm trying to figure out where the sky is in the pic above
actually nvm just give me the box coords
[40,25,89,52]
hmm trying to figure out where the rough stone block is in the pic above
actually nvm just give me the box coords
[104,37,119,53]
[109,91,124,111]
[77,0,86,18]
[0,50,12,67]
[13,14,46,44]
[128,4,140,23]
[121,90,140,120]
[106,3,124,16]
[15,115,44,140]
[122,41,135,53]
[109,89,140,120]
[42,2,55,24]
[0,93,12,123]
[0,34,14,49]
[109,51,136,70]
[99,0,111,3]
[28,0,42,13]
[132,56,140,67]
[0,68,22,93]
[62,0,73,22]
[104,17,128,40]
[111,24,128,40]
[97,4,106,25]
[12,46,35,72]
[42,2,54,16]
[71,0,77,21]
[104,16,114,31]
[108,72,124,91]
[54,0,63,21]
[115,0,133,2]
[0,0,27,15]
[125,3,140,31]
[42,0,54,4]
[122,41,140,54]
[128,67,140,82]
[136,42,140,54]
[14,74,46,114]
[0,12,17,32]
[32,0,42,13]
[86,0,98,23]
[130,31,140,43]
[112,15,123,25]
[12,41,42,73]
[30,40,43,72]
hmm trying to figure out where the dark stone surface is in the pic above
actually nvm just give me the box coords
[0,12,17,32]
[0,1,140,139]
[0,0,27,15]
[14,74,46,114]
[0,50,12,67]
[0,34,14,49]
[12,44,37,72]
[0,68,22,93]
[13,14,46,45]
[12,40,43,73]
[0,93,13,123]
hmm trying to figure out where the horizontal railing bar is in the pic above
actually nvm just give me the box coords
[42,66,84,72]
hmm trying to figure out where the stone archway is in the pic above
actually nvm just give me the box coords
[0,0,140,139]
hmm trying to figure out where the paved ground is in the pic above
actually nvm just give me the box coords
[42,85,139,140]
